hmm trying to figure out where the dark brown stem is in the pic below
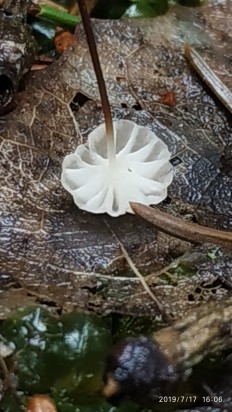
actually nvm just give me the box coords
[77,0,115,159]
[130,202,232,251]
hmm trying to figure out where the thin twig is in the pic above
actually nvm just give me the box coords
[103,217,172,322]
[0,355,8,379]
[119,241,172,323]
[0,355,21,403]
[185,44,232,115]
[130,202,232,251]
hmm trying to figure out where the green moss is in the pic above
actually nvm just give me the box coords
[168,261,197,277]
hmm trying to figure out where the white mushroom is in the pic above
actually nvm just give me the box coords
[61,119,173,217]
[61,0,173,217]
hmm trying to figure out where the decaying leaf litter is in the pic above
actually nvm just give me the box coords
[0,0,232,318]
[0,0,36,114]
[1,0,232,410]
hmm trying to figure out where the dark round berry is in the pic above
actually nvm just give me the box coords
[104,336,178,404]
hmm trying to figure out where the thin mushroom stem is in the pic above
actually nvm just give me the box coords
[77,0,115,162]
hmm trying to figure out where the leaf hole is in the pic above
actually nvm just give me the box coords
[0,75,14,106]
[132,102,142,111]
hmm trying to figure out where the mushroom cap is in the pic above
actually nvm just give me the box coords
[61,120,173,217]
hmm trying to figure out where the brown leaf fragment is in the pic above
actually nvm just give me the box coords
[26,395,57,412]
[54,29,76,54]
[0,287,38,319]
[32,55,55,71]
[159,91,177,107]
[69,0,96,15]
[33,0,67,13]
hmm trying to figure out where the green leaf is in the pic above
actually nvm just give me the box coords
[125,0,169,17]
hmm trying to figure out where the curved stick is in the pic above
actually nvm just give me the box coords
[130,202,232,251]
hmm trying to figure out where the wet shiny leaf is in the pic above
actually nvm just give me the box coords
[1,307,112,394]
[0,1,232,323]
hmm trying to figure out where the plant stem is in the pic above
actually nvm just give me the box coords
[77,0,115,162]
[32,4,80,27]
